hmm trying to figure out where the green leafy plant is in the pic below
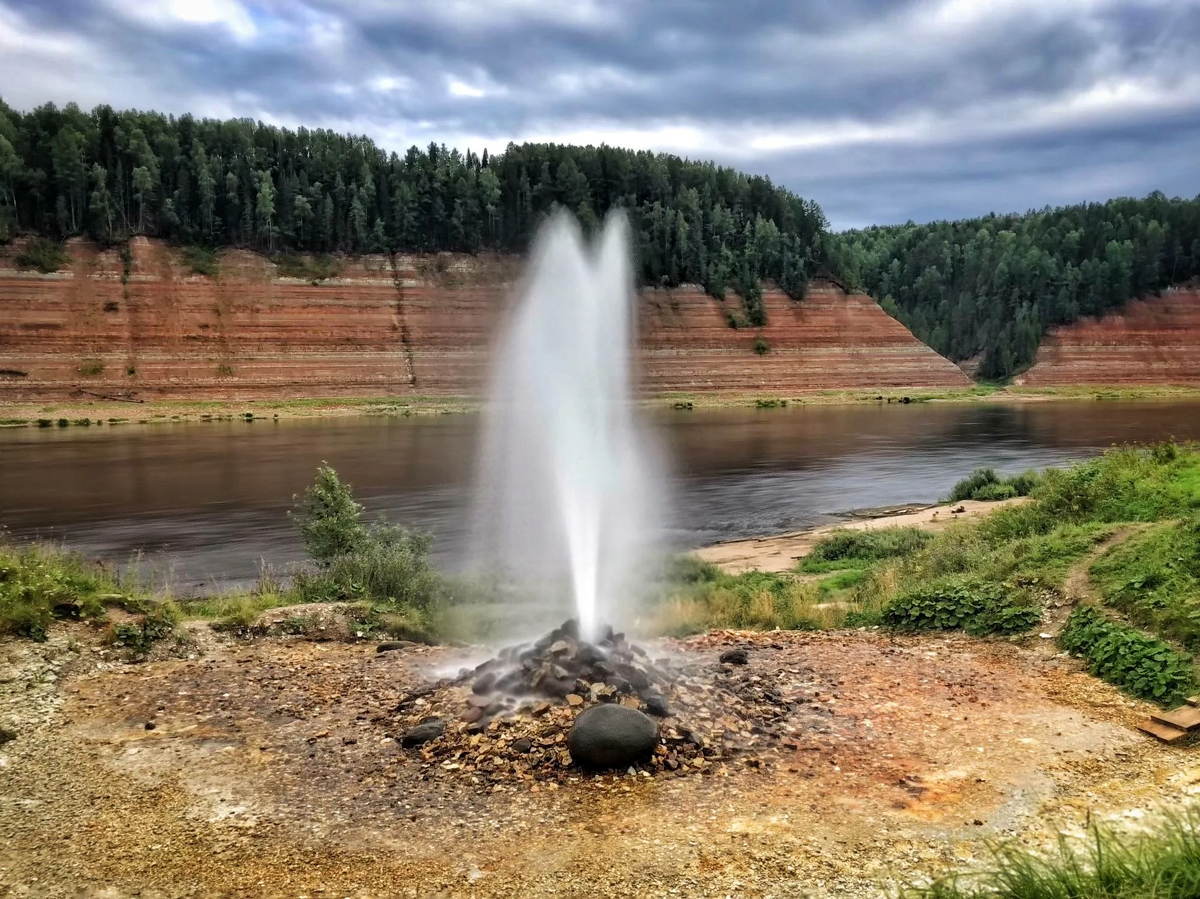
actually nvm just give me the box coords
[753,336,770,355]
[109,602,180,655]
[1059,605,1195,705]
[882,579,1041,636]
[289,464,443,626]
[78,360,105,377]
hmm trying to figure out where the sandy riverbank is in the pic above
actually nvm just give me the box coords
[696,498,1025,573]
[2,386,1199,428]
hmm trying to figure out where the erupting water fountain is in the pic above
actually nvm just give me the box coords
[473,208,661,640]
[397,216,784,771]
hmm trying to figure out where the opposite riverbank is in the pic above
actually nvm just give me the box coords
[3,384,1200,428]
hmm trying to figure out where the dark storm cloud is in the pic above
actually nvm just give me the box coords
[1,0,1198,227]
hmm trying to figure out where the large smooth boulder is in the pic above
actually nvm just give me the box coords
[567,704,658,770]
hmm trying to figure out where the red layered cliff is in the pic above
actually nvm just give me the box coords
[1017,288,1200,387]
[0,238,969,400]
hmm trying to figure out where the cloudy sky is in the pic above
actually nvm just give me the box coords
[1,0,1197,229]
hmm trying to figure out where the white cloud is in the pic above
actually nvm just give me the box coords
[102,0,258,42]
[447,78,486,99]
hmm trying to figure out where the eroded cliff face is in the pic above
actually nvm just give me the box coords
[1017,288,1200,387]
[0,237,969,400]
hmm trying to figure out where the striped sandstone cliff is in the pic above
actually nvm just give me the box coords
[0,237,970,400]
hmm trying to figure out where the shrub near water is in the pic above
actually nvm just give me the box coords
[1059,605,1195,706]
[289,464,442,641]
[947,468,1040,503]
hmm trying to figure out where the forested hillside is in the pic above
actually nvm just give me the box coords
[829,196,1200,379]
[0,100,825,322]
[2,100,1198,381]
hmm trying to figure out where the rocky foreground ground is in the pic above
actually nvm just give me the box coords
[1,623,1197,898]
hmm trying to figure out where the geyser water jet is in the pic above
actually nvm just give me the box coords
[472,210,661,640]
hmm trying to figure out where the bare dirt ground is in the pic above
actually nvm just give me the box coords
[696,500,1024,573]
[2,621,1197,899]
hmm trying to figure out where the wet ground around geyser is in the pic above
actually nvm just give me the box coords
[2,626,1198,898]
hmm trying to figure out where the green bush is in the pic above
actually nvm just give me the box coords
[882,579,1041,636]
[900,807,1200,899]
[948,468,1040,503]
[291,464,369,564]
[664,554,721,585]
[274,252,341,283]
[804,527,933,569]
[753,336,770,355]
[1038,444,1200,525]
[15,237,68,273]
[1059,605,1195,705]
[182,246,219,278]
[290,464,443,621]
[292,527,440,611]
[78,360,105,377]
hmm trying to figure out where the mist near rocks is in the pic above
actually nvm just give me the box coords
[469,209,665,640]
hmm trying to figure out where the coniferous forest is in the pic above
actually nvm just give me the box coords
[0,100,823,326]
[1,100,1198,380]
[828,196,1200,379]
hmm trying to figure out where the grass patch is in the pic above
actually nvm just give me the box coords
[651,558,855,635]
[182,246,219,278]
[801,527,932,572]
[1091,517,1200,652]
[900,807,1200,898]
[15,237,68,273]
[1060,605,1195,706]
[78,360,105,377]
[1016,444,1200,532]
[0,542,152,641]
[948,468,1040,502]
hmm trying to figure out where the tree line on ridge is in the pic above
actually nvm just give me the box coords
[1,99,1197,380]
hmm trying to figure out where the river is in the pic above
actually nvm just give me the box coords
[1,400,1198,591]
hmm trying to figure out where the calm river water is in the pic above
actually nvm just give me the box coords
[2,401,1198,591]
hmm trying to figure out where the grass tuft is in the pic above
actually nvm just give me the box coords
[901,807,1200,898]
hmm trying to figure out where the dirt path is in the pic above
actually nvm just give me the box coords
[696,499,1026,573]
[1040,526,1147,638]
[2,622,1196,898]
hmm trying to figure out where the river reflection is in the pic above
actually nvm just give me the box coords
[1,401,1198,590]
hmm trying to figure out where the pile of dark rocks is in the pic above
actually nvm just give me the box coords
[392,622,794,783]
[460,619,674,730]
